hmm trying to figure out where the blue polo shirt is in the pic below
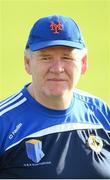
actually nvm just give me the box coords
[0,84,110,178]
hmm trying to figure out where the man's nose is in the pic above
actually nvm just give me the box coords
[49,60,64,73]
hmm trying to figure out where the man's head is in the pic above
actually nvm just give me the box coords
[24,15,87,109]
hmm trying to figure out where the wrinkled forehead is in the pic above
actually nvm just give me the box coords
[30,46,85,61]
[33,46,80,55]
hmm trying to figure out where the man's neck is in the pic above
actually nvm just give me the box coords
[27,84,73,110]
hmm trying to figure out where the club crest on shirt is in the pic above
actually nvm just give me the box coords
[87,134,103,153]
[25,139,45,163]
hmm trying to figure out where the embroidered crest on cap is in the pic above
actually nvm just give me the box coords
[50,21,62,34]
[87,134,103,153]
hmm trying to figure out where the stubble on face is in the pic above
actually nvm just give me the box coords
[27,46,86,109]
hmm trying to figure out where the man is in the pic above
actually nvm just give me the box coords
[0,15,110,178]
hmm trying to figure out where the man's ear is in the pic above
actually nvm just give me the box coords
[81,54,88,74]
[24,55,32,75]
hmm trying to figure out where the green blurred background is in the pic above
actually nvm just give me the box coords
[0,0,110,105]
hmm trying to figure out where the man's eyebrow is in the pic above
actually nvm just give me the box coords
[39,54,51,57]
[63,53,72,56]
[38,53,51,57]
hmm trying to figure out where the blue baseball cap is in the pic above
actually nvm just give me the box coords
[25,15,85,51]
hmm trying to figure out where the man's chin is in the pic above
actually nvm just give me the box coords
[47,90,68,98]
[43,86,71,98]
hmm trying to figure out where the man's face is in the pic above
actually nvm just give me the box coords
[25,46,87,99]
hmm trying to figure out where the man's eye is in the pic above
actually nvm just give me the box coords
[41,57,50,61]
[63,57,74,61]
[42,58,48,60]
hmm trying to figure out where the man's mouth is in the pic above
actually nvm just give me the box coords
[47,79,66,82]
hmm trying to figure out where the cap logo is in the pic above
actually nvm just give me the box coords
[50,21,62,34]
